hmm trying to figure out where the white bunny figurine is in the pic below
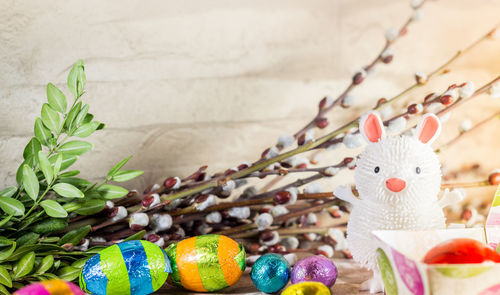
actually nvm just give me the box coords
[334,111,462,293]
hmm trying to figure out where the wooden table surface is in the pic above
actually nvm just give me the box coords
[158,259,381,295]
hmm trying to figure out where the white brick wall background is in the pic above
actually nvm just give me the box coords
[1,0,499,201]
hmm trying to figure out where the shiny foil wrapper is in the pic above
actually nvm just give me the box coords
[291,255,338,287]
[250,253,291,293]
[282,281,331,295]
[166,235,246,292]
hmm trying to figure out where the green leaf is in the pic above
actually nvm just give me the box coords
[36,255,54,274]
[111,170,144,182]
[34,118,53,146]
[58,140,93,156]
[83,113,94,124]
[46,83,67,113]
[0,198,24,216]
[62,202,81,213]
[31,219,68,235]
[0,216,12,229]
[23,138,42,160]
[97,123,106,130]
[40,200,67,218]
[123,230,146,242]
[0,237,13,247]
[0,187,17,198]
[59,170,79,177]
[67,60,85,98]
[58,225,90,246]
[0,265,12,288]
[74,199,106,215]
[0,243,16,261]
[22,165,39,201]
[74,104,89,127]
[38,237,59,243]
[0,283,10,295]
[107,155,132,179]
[37,151,53,184]
[96,184,128,199]
[65,101,82,130]
[13,251,35,279]
[40,104,60,132]
[57,177,91,188]
[16,233,39,247]
[52,183,83,199]
[71,257,89,269]
[73,121,99,138]
[57,266,80,281]
[49,154,76,173]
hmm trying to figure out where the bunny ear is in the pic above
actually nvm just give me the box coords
[415,113,441,145]
[359,111,386,143]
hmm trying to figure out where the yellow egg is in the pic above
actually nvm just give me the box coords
[281,281,331,295]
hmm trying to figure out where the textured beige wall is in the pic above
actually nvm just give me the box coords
[1,0,499,199]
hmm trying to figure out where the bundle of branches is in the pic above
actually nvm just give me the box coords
[0,0,499,292]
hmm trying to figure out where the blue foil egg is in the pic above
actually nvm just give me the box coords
[251,253,291,293]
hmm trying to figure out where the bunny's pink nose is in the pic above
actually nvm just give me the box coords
[386,178,406,192]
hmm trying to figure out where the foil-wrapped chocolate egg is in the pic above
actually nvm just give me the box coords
[165,234,246,292]
[14,279,84,295]
[282,281,331,295]
[291,255,337,287]
[79,240,171,295]
[251,253,291,293]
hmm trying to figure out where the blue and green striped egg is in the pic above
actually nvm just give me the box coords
[79,240,171,295]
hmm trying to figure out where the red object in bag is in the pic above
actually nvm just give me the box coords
[423,238,500,264]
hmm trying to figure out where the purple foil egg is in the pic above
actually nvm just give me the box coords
[291,255,338,288]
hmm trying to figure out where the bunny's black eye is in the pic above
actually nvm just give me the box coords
[416,167,421,174]
[374,166,380,173]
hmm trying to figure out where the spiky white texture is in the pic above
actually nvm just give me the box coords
[304,233,318,241]
[348,135,445,270]
[443,89,458,99]
[111,206,128,222]
[318,245,334,258]
[343,133,364,149]
[75,239,90,251]
[427,102,443,114]
[277,134,294,148]
[129,213,149,228]
[459,82,475,99]
[459,119,472,132]
[205,211,222,223]
[151,214,173,232]
[411,8,424,21]
[283,156,297,167]
[490,82,500,99]
[164,198,182,211]
[195,194,216,211]
[281,236,299,249]
[381,48,393,59]
[328,228,349,250]
[415,72,427,84]
[222,180,235,193]
[256,213,273,230]
[272,205,289,217]
[304,183,322,194]
[229,206,251,219]
[294,157,310,167]
[170,177,181,189]
[387,117,406,134]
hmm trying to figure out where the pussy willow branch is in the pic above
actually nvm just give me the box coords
[437,111,500,153]
[213,199,340,236]
[293,1,427,139]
